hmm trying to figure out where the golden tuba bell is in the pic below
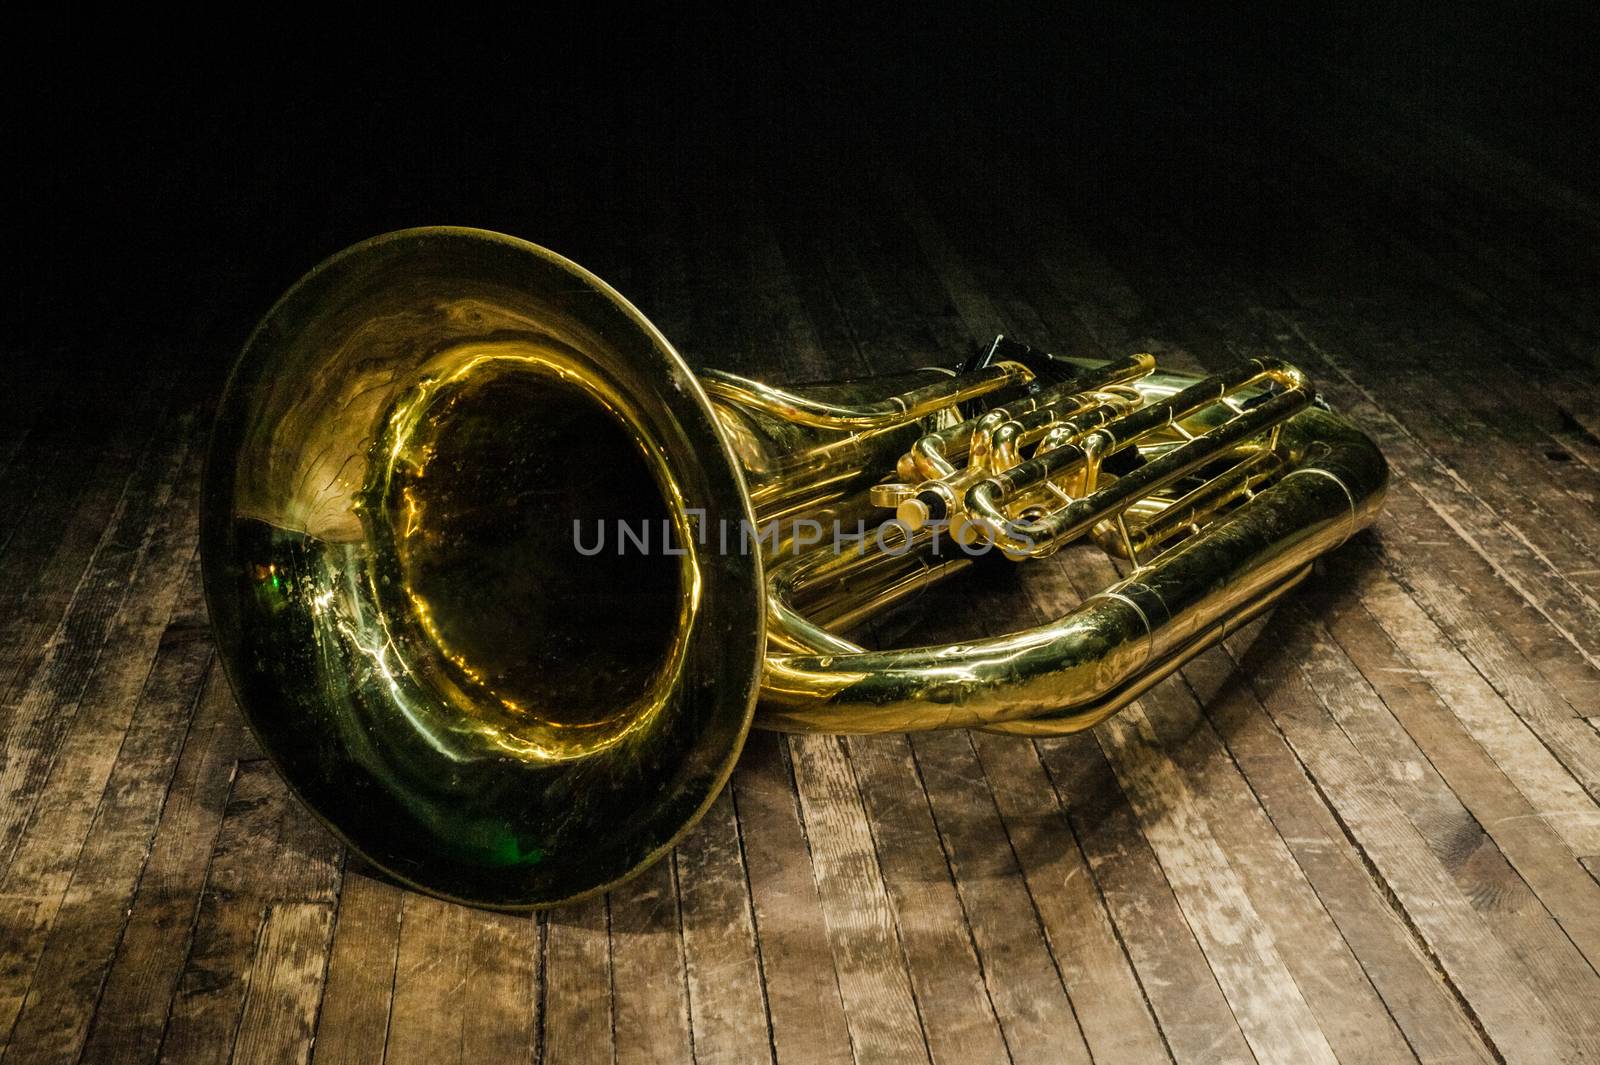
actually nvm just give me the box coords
[201,227,1387,908]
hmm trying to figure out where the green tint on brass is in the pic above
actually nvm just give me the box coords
[203,226,1388,910]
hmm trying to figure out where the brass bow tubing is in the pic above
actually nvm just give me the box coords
[201,227,1388,908]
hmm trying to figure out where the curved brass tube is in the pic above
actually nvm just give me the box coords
[754,404,1384,733]
[701,361,1031,430]
[900,351,1155,481]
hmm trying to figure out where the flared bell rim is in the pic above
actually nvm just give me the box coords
[200,227,766,909]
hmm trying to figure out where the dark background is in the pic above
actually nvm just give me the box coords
[7,5,1598,381]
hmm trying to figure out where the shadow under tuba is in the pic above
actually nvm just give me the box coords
[201,227,1387,908]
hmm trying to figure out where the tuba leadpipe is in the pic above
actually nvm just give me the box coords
[201,227,1387,908]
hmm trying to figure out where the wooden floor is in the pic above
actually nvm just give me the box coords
[6,60,1600,1065]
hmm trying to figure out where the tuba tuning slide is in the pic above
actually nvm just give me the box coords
[200,227,1387,908]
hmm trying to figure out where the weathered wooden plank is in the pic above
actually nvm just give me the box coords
[458,908,538,1063]
[1182,637,1497,1065]
[1534,419,1600,518]
[0,563,211,1063]
[909,729,1094,1065]
[730,734,854,1065]
[1131,681,1418,1064]
[311,872,404,1065]
[1285,575,1600,1050]
[76,664,249,1065]
[377,889,534,1055]
[230,901,337,1065]
[842,733,1012,1065]
[1313,550,1600,972]
[1558,411,1600,467]
[382,892,471,1063]
[672,791,773,1065]
[1223,611,1582,1063]
[0,372,176,709]
[610,856,693,1065]
[379,892,535,1064]
[1323,390,1600,652]
[1348,542,1600,852]
[0,428,204,1043]
[156,760,343,1065]
[1376,399,1600,603]
[1035,733,1255,1064]
[787,733,930,1064]
[541,894,614,1065]
[1091,704,1342,1064]
[0,401,198,867]
[967,731,1172,1064]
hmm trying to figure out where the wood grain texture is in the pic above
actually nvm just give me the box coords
[310,872,403,1065]
[610,858,693,1065]
[5,41,1600,1063]
[673,793,773,1065]
[541,895,613,1065]
[230,902,336,1065]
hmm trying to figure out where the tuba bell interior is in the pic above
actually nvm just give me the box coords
[201,226,1387,908]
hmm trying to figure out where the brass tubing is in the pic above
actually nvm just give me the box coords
[904,352,1155,479]
[765,523,966,655]
[755,405,1383,733]
[979,563,1310,736]
[1104,448,1284,561]
[701,361,1032,430]
[899,401,1131,533]
[987,358,1306,498]
[965,360,1310,557]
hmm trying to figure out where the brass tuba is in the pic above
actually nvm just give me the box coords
[201,227,1387,908]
